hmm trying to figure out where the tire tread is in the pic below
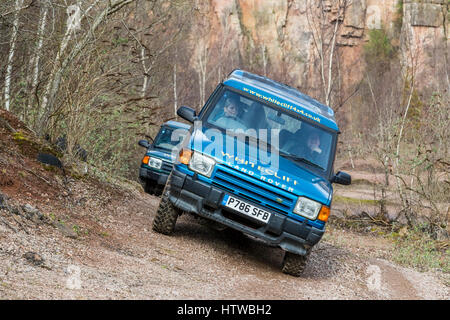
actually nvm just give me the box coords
[152,183,180,235]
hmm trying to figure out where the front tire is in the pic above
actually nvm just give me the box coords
[281,250,310,277]
[152,183,181,235]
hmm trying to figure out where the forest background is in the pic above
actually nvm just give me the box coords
[1,0,449,241]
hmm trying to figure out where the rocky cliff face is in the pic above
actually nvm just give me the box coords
[401,0,448,93]
[194,0,448,124]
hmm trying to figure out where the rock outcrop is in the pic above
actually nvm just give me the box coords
[194,0,448,122]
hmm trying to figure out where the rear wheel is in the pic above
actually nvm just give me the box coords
[281,250,310,277]
[152,182,181,235]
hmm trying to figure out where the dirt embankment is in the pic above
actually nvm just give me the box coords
[0,110,448,299]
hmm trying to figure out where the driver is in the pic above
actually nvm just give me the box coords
[304,131,324,162]
[285,128,326,168]
[215,96,246,130]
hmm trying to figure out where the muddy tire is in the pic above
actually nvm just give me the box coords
[152,183,180,235]
[281,251,309,277]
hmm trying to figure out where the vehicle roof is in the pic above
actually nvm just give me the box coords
[163,120,191,130]
[223,69,339,131]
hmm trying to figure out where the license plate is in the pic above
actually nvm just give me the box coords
[222,194,271,224]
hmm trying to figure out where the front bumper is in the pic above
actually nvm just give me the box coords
[139,167,169,186]
[167,167,325,255]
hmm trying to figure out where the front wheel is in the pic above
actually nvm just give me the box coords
[281,250,310,277]
[152,183,181,235]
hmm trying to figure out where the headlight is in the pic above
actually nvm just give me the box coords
[188,152,215,177]
[293,197,322,220]
[148,157,163,169]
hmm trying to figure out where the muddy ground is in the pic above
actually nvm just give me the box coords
[0,110,448,300]
[1,177,448,300]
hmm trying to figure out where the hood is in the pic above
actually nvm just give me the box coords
[146,148,175,163]
[189,128,332,206]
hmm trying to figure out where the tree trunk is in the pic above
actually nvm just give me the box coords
[173,62,178,118]
[4,0,24,111]
[325,9,341,106]
[262,43,267,77]
[141,47,148,98]
[28,2,48,118]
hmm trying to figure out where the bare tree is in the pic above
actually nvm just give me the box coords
[27,0,48,115]
[196,40,208,110]
[305,0,349,107]
[4,0,24,111]
[173,50,178,118]
[38,0,135,135]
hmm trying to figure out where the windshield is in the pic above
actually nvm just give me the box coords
[153,126,187,152]
[205,89,335,173]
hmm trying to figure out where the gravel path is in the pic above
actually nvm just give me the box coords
[1,106,448,301]
[0,187,448,300]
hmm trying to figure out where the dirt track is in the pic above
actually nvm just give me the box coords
[0,184,448,300]
[0,109,448,300]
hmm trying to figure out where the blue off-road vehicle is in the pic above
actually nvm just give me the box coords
[138,121,190,196]
[152,70,351,276]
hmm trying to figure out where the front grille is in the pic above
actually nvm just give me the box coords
[212,166,295,215]
[161,161,173,174]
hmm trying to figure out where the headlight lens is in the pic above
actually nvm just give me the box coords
[188,152,215,177]
[148,157,163,169]
[293,197,322,220]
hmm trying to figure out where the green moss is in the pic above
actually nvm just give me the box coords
[72,225,81,235]
[12,130,61,158]
[42,164,57,172]
[112,37,129,46]
[348,178,376,186]
[18,171,27,177]
[391,227,450,272]
[333,195,380,205]
[12,130,28,142]
[69,171,85,180]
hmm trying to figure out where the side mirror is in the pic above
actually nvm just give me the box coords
[138,139,150,149]
[177,106,196,123]
[332,171,351,185]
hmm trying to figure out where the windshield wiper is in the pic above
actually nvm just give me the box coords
[280,152,325,171]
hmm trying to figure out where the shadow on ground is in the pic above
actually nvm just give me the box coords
[170,214,351,280]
